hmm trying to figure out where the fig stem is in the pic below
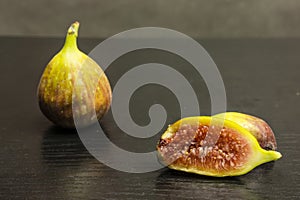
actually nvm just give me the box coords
[260,150,282,164]
[62,21,80,51]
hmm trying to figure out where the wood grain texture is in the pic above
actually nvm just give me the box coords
[0,37,299,199]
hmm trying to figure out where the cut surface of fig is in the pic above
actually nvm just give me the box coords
[214,112,277,150]
[157,117,281,177]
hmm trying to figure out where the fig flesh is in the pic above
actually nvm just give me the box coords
[214,112,277,150]
[37,22,112,128]
[157,116,281,177]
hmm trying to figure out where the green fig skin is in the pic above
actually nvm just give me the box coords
[157,116,282,177]
[38,22,112,128]
[214,112,277,150]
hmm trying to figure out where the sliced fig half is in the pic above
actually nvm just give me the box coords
[157,116,281,177]
[214,112,277,150]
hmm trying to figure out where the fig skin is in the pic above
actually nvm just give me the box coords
[157,116,281,177]
[214,112,277,150]
[37,22,112,128]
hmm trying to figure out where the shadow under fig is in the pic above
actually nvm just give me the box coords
[154,162,276,200]
[41,125,93,165]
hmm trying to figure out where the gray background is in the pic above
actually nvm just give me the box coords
[1,0,300,38]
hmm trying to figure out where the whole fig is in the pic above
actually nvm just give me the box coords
[37,22,112,128]
[157,116,281,177]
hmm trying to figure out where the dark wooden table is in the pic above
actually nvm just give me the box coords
[0,37,299,199]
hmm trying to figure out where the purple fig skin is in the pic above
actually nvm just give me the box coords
[214,112,277,150]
